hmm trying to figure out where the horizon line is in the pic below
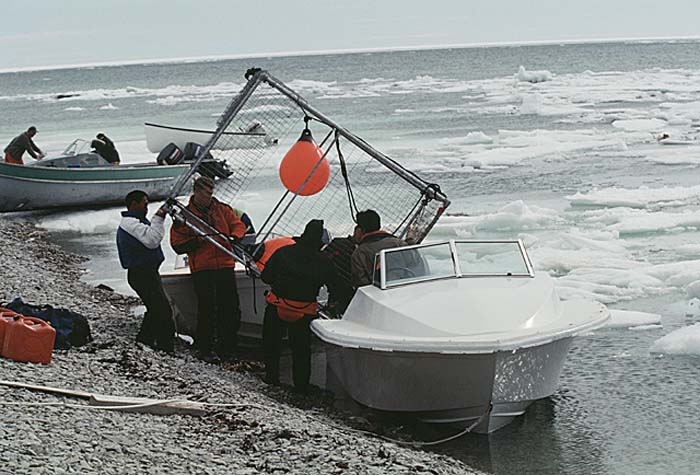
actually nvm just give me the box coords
[1,35,699,75]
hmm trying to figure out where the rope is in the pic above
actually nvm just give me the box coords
[0,399,266,411]
[335,131,360,222]
[304,402,493,448]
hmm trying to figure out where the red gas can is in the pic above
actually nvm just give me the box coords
[0,308,18,351]
[2,316,56,364]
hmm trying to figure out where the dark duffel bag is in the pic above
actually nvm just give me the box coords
[4,298,93,350]
[156,143,184,165]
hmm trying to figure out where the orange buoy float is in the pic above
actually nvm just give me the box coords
[255,236,296,272]
[2,315,56,364]
[279,128,330,196]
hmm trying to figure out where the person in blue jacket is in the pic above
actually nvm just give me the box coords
[116,190,174,352]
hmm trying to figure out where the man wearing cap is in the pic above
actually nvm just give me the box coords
[170,176,247,362]
[260,219,334,391]
[4,126,44,165]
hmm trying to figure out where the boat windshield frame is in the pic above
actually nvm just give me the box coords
[61,139,90,156]
[373,239,535,290]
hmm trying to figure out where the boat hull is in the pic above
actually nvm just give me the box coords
[0,161,189,212]
[144,123,270,153]
[322,336,574,433]
[160,268,268,340]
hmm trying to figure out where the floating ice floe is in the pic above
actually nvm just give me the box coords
[606,210,700,236]
[611,118,667,132]
[420,128,632,171]
[437,200,562,235]
[687,281,700,299]
[516,66,552,83]
[438,131,494,145]
[39,207,137,234]
[685,297,700,316]
[567,184,700,209]
[99,103,118,110]
[606,309,661,328]
[650,323,700,356]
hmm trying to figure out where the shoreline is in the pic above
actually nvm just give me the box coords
[0,219,480,474]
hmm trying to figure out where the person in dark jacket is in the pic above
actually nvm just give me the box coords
[92,133,120,164]
[4,126,44,164]
[116,190,174,352]
[351,209,407,287]
[261,219,334,391]
[322,235,357,315]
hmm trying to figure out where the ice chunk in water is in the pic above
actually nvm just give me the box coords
[686,298,700,316]
[686,281,700,299]
[650,323,700,356]
[606,310,661,328]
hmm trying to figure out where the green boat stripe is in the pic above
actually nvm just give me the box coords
[0,162,188,182]
[0,175,180,185]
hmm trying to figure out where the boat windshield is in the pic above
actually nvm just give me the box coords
[374,240,534,289]
[61,139,89,156]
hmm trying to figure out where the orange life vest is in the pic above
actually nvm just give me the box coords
[265,290,317,322]
[256,236,296,272]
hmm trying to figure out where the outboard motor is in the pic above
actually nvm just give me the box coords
[156,143,184,165]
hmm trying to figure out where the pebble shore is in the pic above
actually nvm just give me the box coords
[0,220,480,475]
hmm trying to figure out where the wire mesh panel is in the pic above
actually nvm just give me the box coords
[167,69,449,272]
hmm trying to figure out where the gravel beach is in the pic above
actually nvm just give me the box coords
[0,220,480,475]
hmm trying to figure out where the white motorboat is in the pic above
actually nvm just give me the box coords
[144,122,278,153]
[311,240,609,433]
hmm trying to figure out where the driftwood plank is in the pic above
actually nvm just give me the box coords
[0,379,206,416]
[88,394,207,416]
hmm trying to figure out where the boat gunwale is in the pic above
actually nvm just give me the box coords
[144,122,266,137]
[311,300,610,354]
[0,161,189,183]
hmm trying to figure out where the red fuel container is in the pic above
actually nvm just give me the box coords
[2,315,56,364]
[0,308,18,351]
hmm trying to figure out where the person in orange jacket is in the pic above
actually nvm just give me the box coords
[170,176,247,362]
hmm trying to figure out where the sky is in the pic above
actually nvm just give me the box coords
[2,0,700,71]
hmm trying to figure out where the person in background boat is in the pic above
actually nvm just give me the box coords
[351,209,407,287]
[116,190,175,352]
[322,234,357,315]
[91,133,120,165]
[260,219,334,392]
[4,126,44,165]
[170,175,247,363]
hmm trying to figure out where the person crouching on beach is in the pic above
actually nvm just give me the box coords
[117,190,175,352]
[4,126,44,165]
[261,219,334,392]
[170,175,247,364]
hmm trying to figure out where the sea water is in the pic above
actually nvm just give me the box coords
[3,41,700,475]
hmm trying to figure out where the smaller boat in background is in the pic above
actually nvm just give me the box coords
[0,139,189,212]
[145,121,278,153]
